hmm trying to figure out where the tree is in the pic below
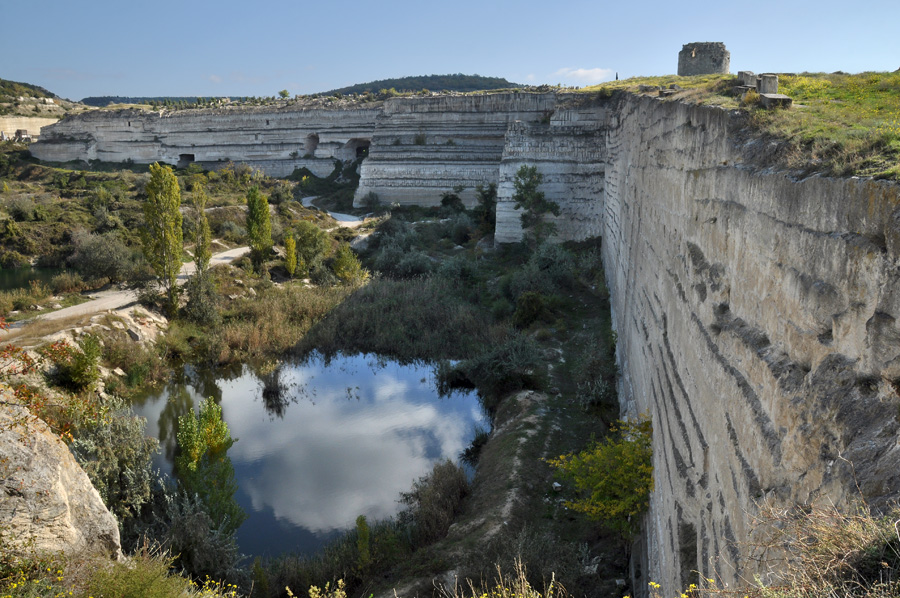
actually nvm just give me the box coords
[175,398,247,535]
[473,182,497,236]
[278,89,290,99]
[246,186,272,274]
[294,220,331,275]
[512,165,560,246]
[331,243,368,284]
[142,162,183,314]
[284,232,297,278]
[191,183,212,275]
[547,418,653,539]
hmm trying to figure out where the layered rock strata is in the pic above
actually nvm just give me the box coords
[494,101,607,242]
[354,93,557,207]
[602,94,900,595]
[31,105,380,177]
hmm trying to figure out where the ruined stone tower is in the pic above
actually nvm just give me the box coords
[677,42,730,76]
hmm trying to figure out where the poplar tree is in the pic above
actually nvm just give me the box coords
[142,162,183,314]
[284,232,297,278]
[191,182,212,275]
[246,186,272,274]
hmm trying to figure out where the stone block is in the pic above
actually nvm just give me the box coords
[760,93,792,109]
[759,74,779,94]
[659,89,677,97]
[738,71,757,86]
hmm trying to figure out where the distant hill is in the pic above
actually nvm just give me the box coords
[324,74,524,95]
[0,79,55,101]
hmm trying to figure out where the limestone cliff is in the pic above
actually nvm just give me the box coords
[600,94,900,594]
[0,399,122,559]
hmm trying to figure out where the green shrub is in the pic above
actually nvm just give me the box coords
[294,220,331,272]
[512,291,547,329]
[508,242,575,300]
[68,230,140,283]
[183,272,220,325]
[373,244,434,279]
[122,483,244,585]
[50,271,85,294]
[439,334,546,413]
[51,334,103,391]
[331,243,368,284]
[69,396,159,522]
[398,460,469,547]
[547,417,653,539]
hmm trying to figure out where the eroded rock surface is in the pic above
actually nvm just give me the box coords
[0,399,121,559]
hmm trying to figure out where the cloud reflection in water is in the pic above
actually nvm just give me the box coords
[132,353,485,556]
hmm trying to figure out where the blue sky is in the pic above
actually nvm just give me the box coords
[2,0,897,101]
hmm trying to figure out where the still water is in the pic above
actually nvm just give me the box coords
[0,267,65,291]
[130,353,486,558]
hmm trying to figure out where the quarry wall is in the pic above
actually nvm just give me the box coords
[28,92,900,596]
[602,94,900,594]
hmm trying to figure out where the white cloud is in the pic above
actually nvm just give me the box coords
[207,74,223,84]
[552,67,615,85]
[525,73,536,81]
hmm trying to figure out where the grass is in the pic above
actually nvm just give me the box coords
[581,71,900,180]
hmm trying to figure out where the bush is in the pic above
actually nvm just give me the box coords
[508,243,576,300]
[331,243,368,284]
[512,291,547,329]
[373,244,434,279]
[123,482,245,585]
[49,334,103,391]
[69,396,159,522]
[399,460,469,547]
[50,271,85,294]
[439,334,546,413]
[68,229,139,283]
[449,212,473,245]
[547,418,653,539]
[294,220,331,270]
[183,272,220,325]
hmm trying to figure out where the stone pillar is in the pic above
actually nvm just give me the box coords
[738,71,757,87]
[758,74,779,94]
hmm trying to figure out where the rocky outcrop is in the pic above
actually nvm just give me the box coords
[355,93,557,207]
[495,99,607,243]
[601,94,900,594]
[31,104,380,177]
[0,398,121,559]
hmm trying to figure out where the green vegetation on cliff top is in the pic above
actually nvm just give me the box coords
[584,71,900,180]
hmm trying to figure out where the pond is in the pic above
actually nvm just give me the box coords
[130,353,487,558]
[0,267,66,292]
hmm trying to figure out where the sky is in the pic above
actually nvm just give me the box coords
[2,0,897,101]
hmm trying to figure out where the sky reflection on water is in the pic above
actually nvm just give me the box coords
[130,354,485,557]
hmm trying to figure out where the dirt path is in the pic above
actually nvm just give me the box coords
[14,246,249,325]
[301,196,367,228]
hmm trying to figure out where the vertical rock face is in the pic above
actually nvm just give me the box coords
[31,105,380,177]
[495,101,608,243]
[0,402,122,559]
[602,94,900,594]
[355,93,558,207]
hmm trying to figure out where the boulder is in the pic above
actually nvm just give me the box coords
[0,400,121,559]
